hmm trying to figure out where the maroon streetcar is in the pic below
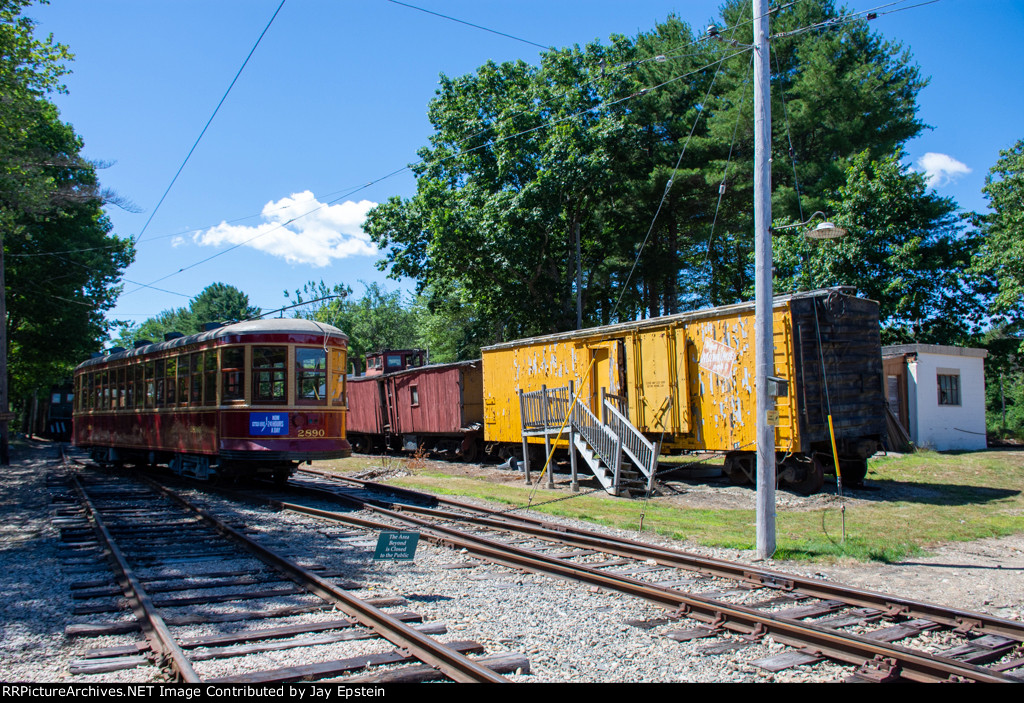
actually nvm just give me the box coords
[72,319,352,483]
[347,352,483,461]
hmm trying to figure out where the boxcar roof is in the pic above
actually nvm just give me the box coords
[75,319,347,371]
[347,358,479,381]
[481,287,863,352]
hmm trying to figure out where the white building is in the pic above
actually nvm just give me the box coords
[882,344,988,451]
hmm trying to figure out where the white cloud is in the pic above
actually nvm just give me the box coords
[193,191,378,267]
[916,152,971,187]
[170,235,185,248]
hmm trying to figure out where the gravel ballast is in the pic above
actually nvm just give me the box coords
[2,440,1022,683]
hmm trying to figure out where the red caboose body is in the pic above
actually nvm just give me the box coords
[347,355,482,461]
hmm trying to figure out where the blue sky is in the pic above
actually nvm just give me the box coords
[27,0,1024,336]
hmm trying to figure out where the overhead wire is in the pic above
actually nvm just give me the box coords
[120,47,752,298]
[132,0,288,245]
[119,6,770,293]
[385,0,552,51]
[119,0,939,305]
[610,17,753,320]
[771,0,940,39]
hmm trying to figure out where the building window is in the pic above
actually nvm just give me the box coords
[937,373,961,406]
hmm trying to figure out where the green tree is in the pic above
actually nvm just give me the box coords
[2,1,134,408]
[983,326,1024,437]
[974,140,1024,341]
[116,283,259,347]
[286,281,418,373]
[772,151,985,344]
[188,282,260,329]
[365,2,931,343]
[411,284,487,363]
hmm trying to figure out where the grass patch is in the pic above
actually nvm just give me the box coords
[317,450,1024,564]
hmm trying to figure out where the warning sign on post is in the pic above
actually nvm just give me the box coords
[373,531,420,561]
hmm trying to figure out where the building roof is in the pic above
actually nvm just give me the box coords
[882,343,988,359]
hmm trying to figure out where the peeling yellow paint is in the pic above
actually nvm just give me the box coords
[482,303,799,454]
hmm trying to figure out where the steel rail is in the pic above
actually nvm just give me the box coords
[139,475,506,683]
[261,487,1017,683]
[307,470,1024,643]
[69,473,201,683]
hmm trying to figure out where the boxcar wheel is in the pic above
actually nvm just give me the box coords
[459,440,479,463]
[722,453,754,485]
[789,456,825,495]
[838,459,867,488]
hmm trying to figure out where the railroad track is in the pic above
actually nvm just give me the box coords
[50,457,523,683]
[216,467,1023,684]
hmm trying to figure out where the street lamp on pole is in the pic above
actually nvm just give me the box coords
[773,211,848,240]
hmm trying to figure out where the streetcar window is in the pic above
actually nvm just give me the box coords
[155,359,166,406]
[386,354,403,369]
[100,371,109,410]
[166,356,178,405]
[145,361,155,408]
[296,348,327,405]
[134,364,144,409]
[204,351,217,405]
[410,384,419,406]
[120,365,130,409]
[252,346,287,403]
[222,347,244,402]
[118,366,127,409]
[331,348,346,407]
[177,355,190,406]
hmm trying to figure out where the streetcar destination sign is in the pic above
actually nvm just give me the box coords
[373,531,420,561]
[249,412,289,435]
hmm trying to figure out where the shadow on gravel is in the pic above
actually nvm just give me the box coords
[404,593,454,603]
[891,560,1024,571]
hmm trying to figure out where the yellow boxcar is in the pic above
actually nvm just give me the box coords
[482,287,885,491]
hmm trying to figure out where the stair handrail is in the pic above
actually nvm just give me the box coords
[572,397,622,480]
[603,399,658,492]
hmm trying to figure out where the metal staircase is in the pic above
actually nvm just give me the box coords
[518,384,659,497]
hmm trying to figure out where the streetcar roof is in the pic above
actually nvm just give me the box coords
[75,319,347,371]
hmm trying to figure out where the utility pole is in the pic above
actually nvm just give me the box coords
[753,0,776,559]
